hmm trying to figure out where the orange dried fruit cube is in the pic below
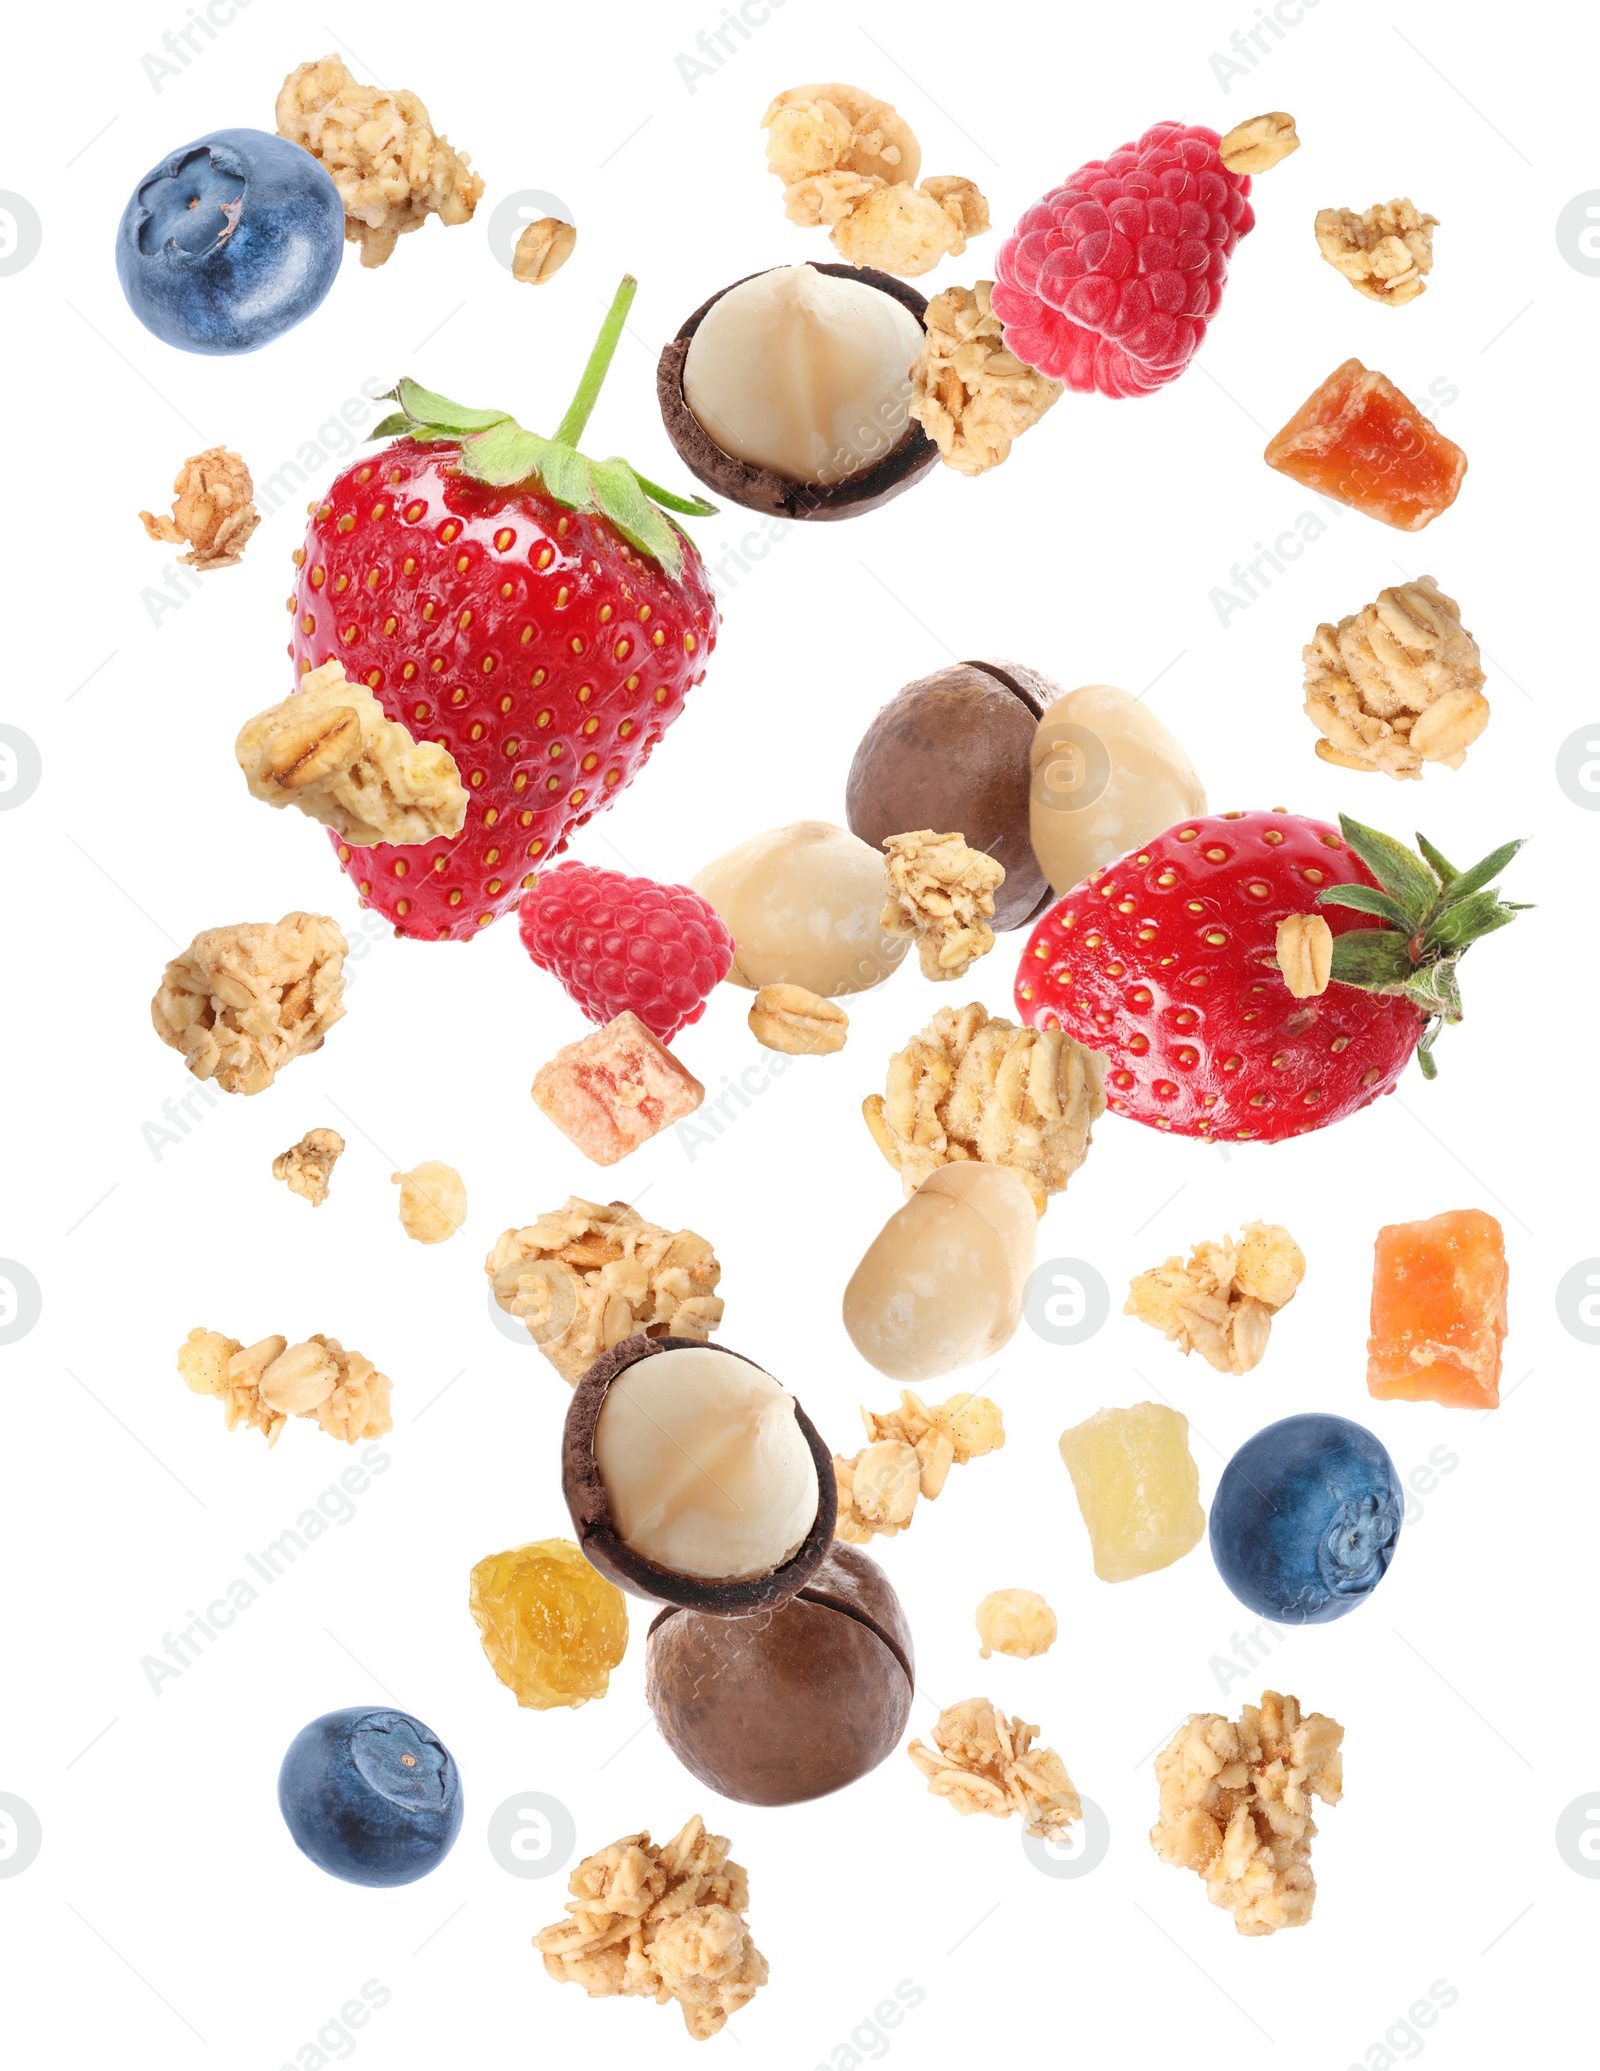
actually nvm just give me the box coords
[1264,358,1467,531]
[1366,1209,1507,1408]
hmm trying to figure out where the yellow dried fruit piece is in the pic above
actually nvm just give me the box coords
[1058,1402,1205,1582]
[469,1538,628,1710]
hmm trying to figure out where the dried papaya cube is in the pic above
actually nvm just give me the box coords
[1366,1209,1507,1408]
[1264,358,1466,531]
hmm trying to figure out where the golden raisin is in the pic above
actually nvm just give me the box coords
[468,1538,628,1710]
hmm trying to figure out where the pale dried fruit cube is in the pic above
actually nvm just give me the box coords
[531,1012,704,1166]
[392,1161,468,1244]
[272,1127,344,1206]
[975,1589,1056,1660]
[236,661,467,847]
[1058,1402,1205,1581]
[152,914,347,1096]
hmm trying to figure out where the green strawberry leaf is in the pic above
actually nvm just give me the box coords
[369,412,416,440]
[1316,883,1415,929]
[460,420,548,487]
[538,442,596,511]
[1426,894,1527,954]
[1406,956,1464,1022]
[630,467,717,517]
[1337,815,1440,922]
[1414,833,1460,884]
[591,457,685,579]
[1415,1019,1442,1080]
[390,380,511,433]
[1328,930,1417,990]
[1430,837,1524,906]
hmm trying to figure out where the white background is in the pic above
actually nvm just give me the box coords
[3,0,1596,2065]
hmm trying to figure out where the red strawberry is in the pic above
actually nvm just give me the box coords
[520,861,733,1044]
[287,278,718,941]
[1015,810,1524,1142]
[990,121,1254,398]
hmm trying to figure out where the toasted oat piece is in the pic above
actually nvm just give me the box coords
[178,1327,391,1446]
[747,984,848,1054]
[513,217,576,284]
[1151,1690,1343,1936]
[908,1697,1080,1843]
[139,448,259,569]
[1303,575,1487,779]
[1218,112,1300,175]
[834,1387,1004,1544]
[881,828,1006,976]
[1126,1222,1305,1376]
[910,282,1062,476]
[864,1002,1103,1210]
[1315,197,1437,306]
[272,1127,344,1206]
[152,914,346,1096]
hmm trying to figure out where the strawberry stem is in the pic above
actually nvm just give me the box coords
[552,276,637,450]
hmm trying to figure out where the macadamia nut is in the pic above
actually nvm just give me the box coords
[692,821,907,997]
[843,1164,1037,1382]
[682,265,924,488]
[594,1346,820,1581]
[1029,686,1207,898]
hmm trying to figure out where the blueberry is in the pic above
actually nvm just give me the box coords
[278,1707,463,1887]
[115,128,344,355]
[1210,1412,1402,1626]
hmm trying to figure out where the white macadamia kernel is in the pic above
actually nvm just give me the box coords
[594,1346,819,1581]
[842,1162,1037,1382]
[692,820,908,997]
[1029,685,1207,897]
[682,264,924,487]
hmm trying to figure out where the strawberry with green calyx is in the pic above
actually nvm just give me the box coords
[290,276,720,942]
[1314,817,1528,1080]
[1015,807,1525,1143]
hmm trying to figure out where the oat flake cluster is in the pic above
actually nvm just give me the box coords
[272,1127,345,1207]
[1315,196,1438,305]
[910,284,1064,477]
[1304,575,1488,779]
[908,1698,1081,1842]
[834,1387,1004,1544]
[276,55,485,267]
[1126,1222,1306,1375]
[762,83,989,277]
[1151,1691,1344,1936]
[179,1328,393,1446]
[534,1816,767,2040]
[138,447,260,568]
[880,828,1007,978]
[151,913,347,1096]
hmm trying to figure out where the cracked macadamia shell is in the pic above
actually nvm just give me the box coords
[658,263,938,520]
[847,660,1058,932]
[692,820,908,996]
[645,1542,914,1805]
[563,1335,837,1616]
[843,1163,1038,1381]
[1029,685,1207,898]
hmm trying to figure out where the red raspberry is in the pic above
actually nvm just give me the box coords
[520,862,734,1045]
[991,122,1255,399]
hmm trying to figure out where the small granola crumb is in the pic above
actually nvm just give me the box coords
[487,1199,724,1383]
[762,83,989,278]
[747,984,848,1055]
[1218,112,1300,175]
[392,1161,467,1244]
[513,217,576,284]
[178,1326,392,1446]
[236,661,468,847]
[910,283,1064,475]
[1304,575,1488,779]
[1315,197,1438,306]
[152,914,347,1096]
[139,448,259,569]
[864,1002,1104,1210]
[908,1697,1081,1842]
[276,55,485,268]
[1151,1690,1344,1936]
[881,829,1006,978]
[834,1387,1003,1544]
[534,1815,767,2040]
[976,1589,1057,1661]
[1275,913,1333,998]
[272,1127,345,1207]
[1126,1222,1305,1376]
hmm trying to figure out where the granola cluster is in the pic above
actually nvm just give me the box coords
[834,1388,1004,1544]
[1315,197,1438,306]
[392,1162,467,1244]
[1304,575,1488,779]
[975,1588,1057,1661]
[276,56,485,267]
[908,1698,1081,1843]
[178,1327,392,1446]
[237,662,468,847]
[534,1816,767,2040]
[152,914,347,1096]
[139,448,259,569]
[272,1127,344,1207]
[1151,1691,1344,1936]
[762,83,989,277]
[910,283,1063,476]
[486,1199,724,1383]
[880,829,1006,979]
[1126,1222,1305,1376]
[864,1002,1105,1212]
